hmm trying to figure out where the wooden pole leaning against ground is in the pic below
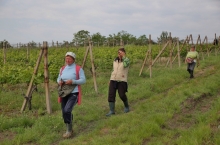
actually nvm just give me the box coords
[139,34,152,77]
[81,46,89,69]
[139,49,150,76]
[172,36,188,64]
[168,32,173,69]
[21,47,44,112]
[43,41,52,114]
[88,37,98,93]
[139,41,170,76]
[177,38,181,67]
[166,41,177,68]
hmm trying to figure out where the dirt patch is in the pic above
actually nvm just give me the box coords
[0,130,16,143]
[166,93,213,130]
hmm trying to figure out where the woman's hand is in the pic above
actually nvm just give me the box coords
[65,80,73,85]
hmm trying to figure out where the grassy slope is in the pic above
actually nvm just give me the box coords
[1,52,220,145]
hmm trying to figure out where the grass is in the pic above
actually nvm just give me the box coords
[1,51,220,145]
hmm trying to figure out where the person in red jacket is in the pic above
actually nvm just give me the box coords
[106,48,130,116]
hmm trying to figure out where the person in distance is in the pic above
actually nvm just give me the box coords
[185,45,199,79]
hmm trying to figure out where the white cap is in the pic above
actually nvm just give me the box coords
[65,52,76,59]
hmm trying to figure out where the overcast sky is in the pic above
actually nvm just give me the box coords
[0,0,220,45]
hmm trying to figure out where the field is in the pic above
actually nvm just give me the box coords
[1,44,220,145]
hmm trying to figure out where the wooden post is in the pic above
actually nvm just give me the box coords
[141,41,170,74]
[214,33,217,56]
[203,36,209,57]
[172,35,186,64]
[169,32,172,68]
[139,50,149,76]
[177,38,181,67]
[152,41,169,66]
[81,46,90,69]
[88,37,98,92]
[3,42,6,64]
[43,41,52,114]
[21,48,44,112]
[149,35,152,78]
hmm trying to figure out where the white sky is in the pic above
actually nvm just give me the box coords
[0,0,220,44]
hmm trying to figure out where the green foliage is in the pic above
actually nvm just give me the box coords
[0,45,220,144]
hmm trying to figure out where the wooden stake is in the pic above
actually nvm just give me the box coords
[88,37,98,92]
[139,50,149,76]
[168,32,172,68]
[43,41,52,114]
[177,38,181,67]
[21,48,44,112]
[149,35,152,78]
[81,46,90,69]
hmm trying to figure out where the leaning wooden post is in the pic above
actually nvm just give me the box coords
[169,32,172,69]
[21,48,44,112]
[3,42,6,64]
[43,41,52,114]
[149,35,152,78]
[88,37,98,93]
[177,37,181,67]
[139,50,149,76]
[81,46,90,69]
[205,36,209,57]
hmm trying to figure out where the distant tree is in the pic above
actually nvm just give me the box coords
[136,35,148,45]
[0,40,12,48]
[28,41,37,48]
[73,30,90,46]
[157,31,169,44]
[91,32,106,46]
[117,30,132,45]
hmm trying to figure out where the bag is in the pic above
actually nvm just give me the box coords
[186,57,193,63]
[58,84,77,98]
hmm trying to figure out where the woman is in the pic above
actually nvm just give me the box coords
[185,45,199,78]
[106,48,130,117]
[57,52,86,138]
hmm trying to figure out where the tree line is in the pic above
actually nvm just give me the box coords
[0,30,193,48]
